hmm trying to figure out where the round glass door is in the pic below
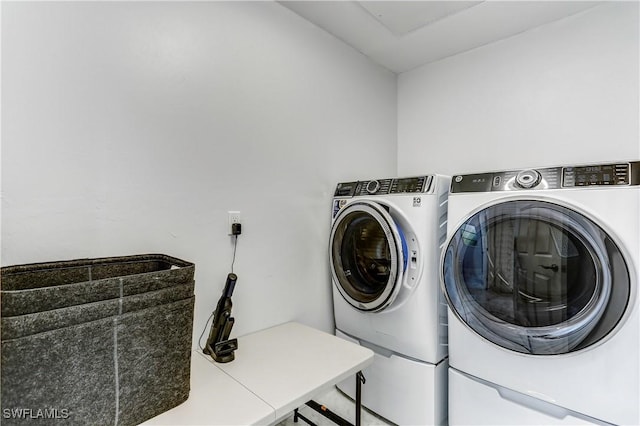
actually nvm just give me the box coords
[442,200,630,355]
[330,201,407,311]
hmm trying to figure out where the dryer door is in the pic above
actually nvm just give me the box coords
[442,200,630,355]
[330,201,407,312]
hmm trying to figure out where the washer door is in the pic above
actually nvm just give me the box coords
[330,201,408,312]
[442,200,630,355]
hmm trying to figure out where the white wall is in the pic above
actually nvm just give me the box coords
[1,2,397,341]
[398,2,639,176]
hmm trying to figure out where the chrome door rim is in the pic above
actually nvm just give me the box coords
[441,199,628,355]
[329,201,405,312]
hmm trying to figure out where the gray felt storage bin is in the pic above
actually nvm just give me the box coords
[1,254,194,316]
[0,255,195,426]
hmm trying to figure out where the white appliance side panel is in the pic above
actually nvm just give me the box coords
[449,368,604,425]
[335,330,447,426]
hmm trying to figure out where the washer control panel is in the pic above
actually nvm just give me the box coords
[451,161,639,193]
[334,176,432,197]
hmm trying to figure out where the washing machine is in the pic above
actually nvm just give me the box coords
[441,161,639,425]
[329,175,449,426]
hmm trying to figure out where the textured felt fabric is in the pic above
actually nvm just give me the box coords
[1,254,194,316]
[1,255,195,426]
[1,317,117,426]
[1,282,194,340]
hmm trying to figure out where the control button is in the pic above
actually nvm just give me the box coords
[515,169,542,189]
[492,176,502,187]
[366,180,380,194]
[454,176,463,183]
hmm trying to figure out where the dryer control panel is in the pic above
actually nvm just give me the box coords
[451,161,640,193]
[334,176,432,197]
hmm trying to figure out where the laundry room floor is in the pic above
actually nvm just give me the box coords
[277,387,394,426]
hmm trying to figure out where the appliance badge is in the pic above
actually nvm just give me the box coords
[413,197,422,207]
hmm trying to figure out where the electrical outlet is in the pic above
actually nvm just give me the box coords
[228,211,241,235]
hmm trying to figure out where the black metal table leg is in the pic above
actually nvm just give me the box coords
[299,371,366,426]
[355,371,366,426]
[294,407,318,426]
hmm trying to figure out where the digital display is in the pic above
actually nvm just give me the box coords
[575,165,613,185]
[564,164,629,186]
[395,178,422,192]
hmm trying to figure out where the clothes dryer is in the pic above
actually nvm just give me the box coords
[329,175,449,426]
[441,161,639,425]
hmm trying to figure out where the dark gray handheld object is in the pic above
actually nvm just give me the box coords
[203,273,238,363]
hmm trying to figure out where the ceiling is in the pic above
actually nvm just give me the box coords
[278,1,603,73]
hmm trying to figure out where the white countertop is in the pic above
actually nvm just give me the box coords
[142,322,374,426]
